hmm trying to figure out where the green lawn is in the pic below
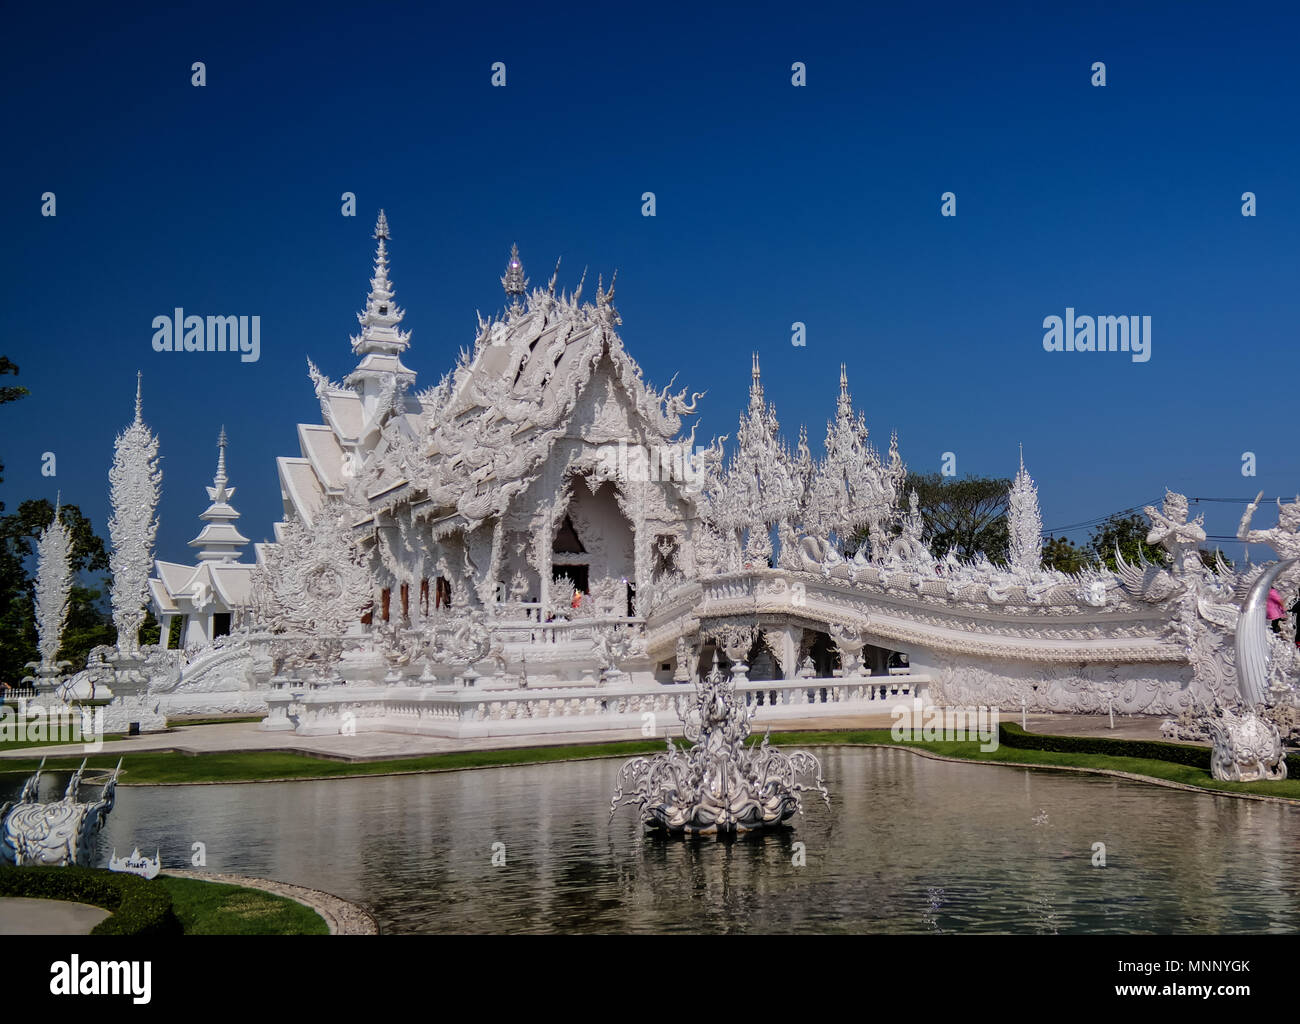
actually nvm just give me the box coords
[1,728,1296,800]
[157,875,329,935]
[0,740,669,784]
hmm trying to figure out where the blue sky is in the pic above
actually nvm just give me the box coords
[2,0,1298,565]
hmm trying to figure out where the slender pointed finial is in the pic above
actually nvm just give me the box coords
[752,352,761,382]
[502,243,527,302]
[133,371,143,425]
[1018,441,1025,475]
[547,256,561,295]
[840,363,849,395]
[215,427,229,487]
[374,210,390,240]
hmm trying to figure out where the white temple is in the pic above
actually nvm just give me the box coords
[34,211,1299,741]
[150,429,254,649]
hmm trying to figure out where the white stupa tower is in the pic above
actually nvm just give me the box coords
[189,428,250,563]
[150,430,256,648]
[345,210,416,424]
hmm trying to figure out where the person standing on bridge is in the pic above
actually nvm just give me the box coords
[1267,587,1286,634]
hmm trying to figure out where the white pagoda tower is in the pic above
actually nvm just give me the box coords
[150,431,255,648]
[345,210,417,439]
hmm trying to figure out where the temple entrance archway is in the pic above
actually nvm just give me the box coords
[553,474,635,615]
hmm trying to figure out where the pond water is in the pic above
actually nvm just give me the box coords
[6,747,1299,934]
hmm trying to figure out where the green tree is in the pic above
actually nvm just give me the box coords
[906,472,1013,563]
[1042,535,1089,574]
[1087,512,1167,571]
[1085,511,1229,572]
[0,356,31,513]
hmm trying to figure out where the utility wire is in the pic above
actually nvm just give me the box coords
[1043,495,1290,540]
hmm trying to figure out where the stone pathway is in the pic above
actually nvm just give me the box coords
[163,869,378,934]
[0,897,110,935]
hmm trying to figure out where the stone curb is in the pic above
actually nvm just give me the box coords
[163,869,379,934]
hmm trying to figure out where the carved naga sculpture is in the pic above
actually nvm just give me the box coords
[1,758,124,867]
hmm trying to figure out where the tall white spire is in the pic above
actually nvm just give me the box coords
[189,428,250,563]
[109,375,161,656]
[350,210,411,358]
[345,210,417,419]
[31,495,74,676]
[1007,444,1044,572]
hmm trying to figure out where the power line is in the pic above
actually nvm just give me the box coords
[1044,496,1294,538]
[1043,498,1161,536]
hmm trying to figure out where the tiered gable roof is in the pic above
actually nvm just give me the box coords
[273,222,704,540]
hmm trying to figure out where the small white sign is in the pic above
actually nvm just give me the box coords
[108,847,161,880]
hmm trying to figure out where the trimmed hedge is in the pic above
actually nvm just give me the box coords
[998,722,1213,770]
[0,865,181,935]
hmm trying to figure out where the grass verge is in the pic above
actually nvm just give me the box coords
[157,875,329,935]
[0,729,1295,800]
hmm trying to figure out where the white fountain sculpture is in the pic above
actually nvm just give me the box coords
[0,758,123,867]
[609,656,829,835]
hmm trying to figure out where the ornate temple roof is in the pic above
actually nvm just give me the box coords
[272,216,704,539]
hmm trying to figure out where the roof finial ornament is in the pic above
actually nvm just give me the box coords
[215,426,229,489]
[547,257,561,295]
[348,210,412,366]
[133,371,143,425]
[502,243,528,310]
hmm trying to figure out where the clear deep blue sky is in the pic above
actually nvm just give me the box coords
[2,0,1298,565]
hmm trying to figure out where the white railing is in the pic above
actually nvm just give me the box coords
[495,615,645,647]
[269,672,928,738]
[735,675,918,713]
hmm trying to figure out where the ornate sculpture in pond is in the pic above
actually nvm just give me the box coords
[609,658,829,834]
[0,758,123,867]
[1207,706,1287,782]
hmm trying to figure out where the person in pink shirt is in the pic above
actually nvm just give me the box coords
[1267,587,1287,634]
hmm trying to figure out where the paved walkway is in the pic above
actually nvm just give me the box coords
[0,709,1194,765]
[0,897,110,935]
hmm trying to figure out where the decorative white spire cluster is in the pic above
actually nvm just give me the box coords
[1007,444,1044,573]
[189,428,250,563]
[32,495,74,674]
[806,365,905,551]
[350,209,411,358]
[716,354,800,564]
[109,373,161,656]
